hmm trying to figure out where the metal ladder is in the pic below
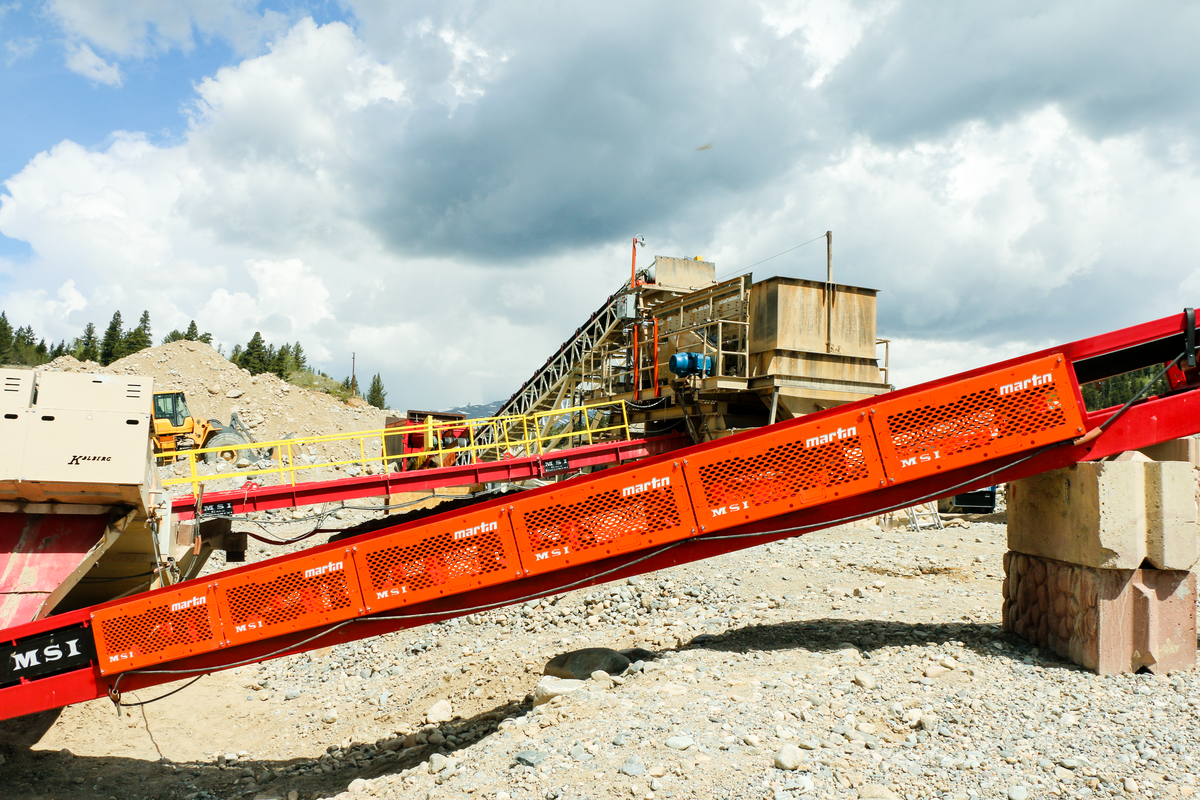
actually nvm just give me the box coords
[906,501,943,531]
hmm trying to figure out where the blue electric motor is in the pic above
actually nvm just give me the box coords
[668,352,714,378]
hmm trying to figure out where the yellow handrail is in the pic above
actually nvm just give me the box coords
[161,399,632,500]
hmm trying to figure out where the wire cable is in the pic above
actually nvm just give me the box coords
[114,361,1184,695]
[1079,353,1183,443]
[80,570,156,583]
[702,353,1186,543]
[717,235,827,280]
[111,676,204,710]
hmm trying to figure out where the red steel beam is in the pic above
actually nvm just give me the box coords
[4,374,1197,721]
[171,434,690,520]
[4,310,1198,721]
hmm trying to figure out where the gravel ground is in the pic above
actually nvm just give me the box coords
[4,516,1198,800]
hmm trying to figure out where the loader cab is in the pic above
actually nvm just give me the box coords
[151,390,207,459]
[153,391,193,432]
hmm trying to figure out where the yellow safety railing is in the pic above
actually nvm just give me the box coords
[162,399,632,500]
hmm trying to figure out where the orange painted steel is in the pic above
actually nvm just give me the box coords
[92,583,223,676]
[509,459,697,576]
[682,405,886,534]
[871,353,1083,482]
[87,351,1087,678]
[216,547,364,649]
[355,505,522,615]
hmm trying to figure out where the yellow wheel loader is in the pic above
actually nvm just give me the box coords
[151,390,262,464]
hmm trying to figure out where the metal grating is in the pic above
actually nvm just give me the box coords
[356,513,519,613]
[217,549,361,646]
[77,356,1089,681]
[512,464,697,574]
[92,586,222,675]
[685,409,885,533]
[873,354,1084,481]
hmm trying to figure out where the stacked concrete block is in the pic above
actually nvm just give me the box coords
[1003,448,1199,674]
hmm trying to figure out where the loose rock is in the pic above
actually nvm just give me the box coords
[774,744,803,770]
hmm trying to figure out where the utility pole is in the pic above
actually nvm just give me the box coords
[826,230,834,353]
[352,352,356,396]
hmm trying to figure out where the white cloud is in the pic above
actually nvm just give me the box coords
[5,36,38,65]
[709,103,1200,345]
[883,336,1049,391]
[47,0,287,59]
[2,279,89,335]
[758,0,896,86]
[5,6,1200,409]
[199,259,335,358]
[64,41,123,85]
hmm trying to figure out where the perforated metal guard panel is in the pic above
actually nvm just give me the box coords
[216,548,362,646]
[82,355,1090,679]
[511,462,698,574]
[872,353,1084,482]
[92,585,222,675]
[683,408,886,533]
[355,509,521,613]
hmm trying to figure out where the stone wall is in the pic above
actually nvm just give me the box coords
[1002,552,1196,674]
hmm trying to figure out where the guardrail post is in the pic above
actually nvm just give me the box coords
[188,452,199,499]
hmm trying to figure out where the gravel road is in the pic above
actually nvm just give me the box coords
[4,516,1198,800]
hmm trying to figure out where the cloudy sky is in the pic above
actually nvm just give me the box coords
[2,1,1198,409]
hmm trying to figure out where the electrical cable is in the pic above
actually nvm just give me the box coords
[716,235,827,281]
[80,570,156,583]
[1077,353,1183,445]
[110,676,204,709]
[702,352,1185,543]
[112,356,1184,699]
[112,538,690,687]
[625,397,669,410]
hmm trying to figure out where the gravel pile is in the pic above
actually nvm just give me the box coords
[6,519,1197,800]
[43,342,392,496]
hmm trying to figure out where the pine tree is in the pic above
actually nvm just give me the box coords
[163,320,213,345]
[10,326,38,364]
[272,343,293,379]
[292,342,307,371]
[366,373,387,409]
[230,343,244,365]
[341,375,360,396]
[1081,366,1169,411]
[240,332,269,375]
[100,311,125,365]
[78,323,100,362]
[123,311,153,355]
[0,312,13,364]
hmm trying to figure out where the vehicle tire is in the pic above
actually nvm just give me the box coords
[203,431,250,465]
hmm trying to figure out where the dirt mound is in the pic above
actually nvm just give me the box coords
[40,341,391,479]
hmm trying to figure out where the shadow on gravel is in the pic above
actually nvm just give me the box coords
[3,697,536,800]
[679,617,1067,667]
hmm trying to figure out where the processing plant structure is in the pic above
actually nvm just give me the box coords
[1,250,1198,727]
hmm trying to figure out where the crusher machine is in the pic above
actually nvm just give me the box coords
[1,307,1198,722]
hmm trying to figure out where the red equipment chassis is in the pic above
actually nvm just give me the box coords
[170,433,691,521]
[1,310,1197,722]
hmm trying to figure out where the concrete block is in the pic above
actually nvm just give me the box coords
[1002,552,1196,674]
[1007,461,1198,570]
[1138,436,1200,468]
